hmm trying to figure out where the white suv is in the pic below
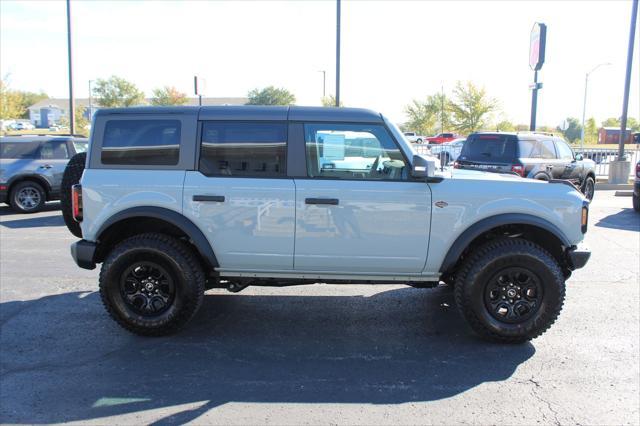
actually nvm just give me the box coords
[66,106,591,342]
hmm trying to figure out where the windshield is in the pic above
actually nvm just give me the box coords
[458,134,517,162]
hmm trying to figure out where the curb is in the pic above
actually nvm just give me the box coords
[595,183,633,190]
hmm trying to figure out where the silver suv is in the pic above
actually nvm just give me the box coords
[0,135,87,213]
[66,106,591,342]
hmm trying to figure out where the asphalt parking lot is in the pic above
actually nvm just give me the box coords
[0,191,638,425]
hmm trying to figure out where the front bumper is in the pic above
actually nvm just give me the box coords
[71,240,97,270]
[566,244,591,270]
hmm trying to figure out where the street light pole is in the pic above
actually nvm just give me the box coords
[66,0,75,134]
[580,62,610,151]
[88,80,93,121]
[335,0,341,107]
[618,0,638,161]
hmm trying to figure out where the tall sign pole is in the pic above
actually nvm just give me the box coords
[618,0,638,161]
[529,23,546,131]
[335,0,341,107]
[66,0,75,134]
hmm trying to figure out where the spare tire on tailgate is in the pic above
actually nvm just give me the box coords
[60,152,86,238]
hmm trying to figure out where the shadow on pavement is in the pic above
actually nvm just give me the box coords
[594,208,640,232]
[0,287,534,423]
[0,203,63,228]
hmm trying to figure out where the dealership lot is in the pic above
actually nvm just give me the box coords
[0,191,638,424]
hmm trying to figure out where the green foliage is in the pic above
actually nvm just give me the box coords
[93,76,145,107]
[495,120,516,132]
[557,117,582,142]
[59,106,90,136]
[321,95,343,107]
[151,86,188,106]
[584,117,598,144]
[246,86,295,106]
[515,124,529,131]
[0,76,48,119]
[403,93,451,135]
[448,81,497,134]
[601,117,620,128]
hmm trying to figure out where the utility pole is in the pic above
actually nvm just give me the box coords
[335,0,341,107]
[441,84,444,134]
[66,0,75,134]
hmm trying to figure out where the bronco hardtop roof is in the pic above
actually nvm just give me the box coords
[94,105,384,123]
[0,135,87,143]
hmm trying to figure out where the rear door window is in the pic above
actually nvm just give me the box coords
[40,141,69,160]
[199,121,286,177]
[0,142,40,159]
[101,120,181,165]
[539,140,557,159]
[458,135,517,163]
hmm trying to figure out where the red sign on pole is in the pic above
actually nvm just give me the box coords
[529,23,547,71]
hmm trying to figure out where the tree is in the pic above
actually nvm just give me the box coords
[59,106,89,136]
[448,81,497,134]
[557,117,582,142]
[93,76,145,107]
[0,75,48,119]
[321,95,343,107]
[601,117,620,128]
[151,86,188,106]
[246,86,296,105]
[404,99,439,136]
[584,117,598,144]
[495,120,516,132]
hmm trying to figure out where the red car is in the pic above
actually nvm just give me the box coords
[426,132,460,144]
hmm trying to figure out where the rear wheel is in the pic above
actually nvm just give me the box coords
[99,233,205,336]
[454,238,565,343]
[633,193,640,212]
[9,181,46,213]
[60,152,86,237]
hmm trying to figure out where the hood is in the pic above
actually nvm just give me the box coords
[449,168,545,184]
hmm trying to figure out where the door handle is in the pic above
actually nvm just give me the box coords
[305,198,339,205]
[193,195,225,202]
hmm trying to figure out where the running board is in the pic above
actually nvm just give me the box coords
[216,269,440,283]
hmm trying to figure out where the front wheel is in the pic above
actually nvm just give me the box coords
[99,233,205,336]
[582,176,595,201]
[454,238,565,343]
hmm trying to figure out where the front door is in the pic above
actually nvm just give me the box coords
[294,122,431,274]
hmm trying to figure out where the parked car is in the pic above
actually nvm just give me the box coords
[429,138,466,165]
[65,105,590,343]
[403,132,425,144]
[9,121,35,131]
[0,135,88,213]
[426,132,459,145]
[454,132,597,200]
[633,161,640,212]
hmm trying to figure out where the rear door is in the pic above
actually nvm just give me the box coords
[182,119,296,271]
[37,140,71,193]
[293,122,431,274]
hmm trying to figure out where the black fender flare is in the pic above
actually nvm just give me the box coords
[439,213,571,273]
[96,206,219,268]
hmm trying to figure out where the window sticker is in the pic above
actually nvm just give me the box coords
[318,132,345,160]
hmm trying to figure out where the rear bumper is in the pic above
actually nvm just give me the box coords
[566,244,591,270]
[70,240,97,270]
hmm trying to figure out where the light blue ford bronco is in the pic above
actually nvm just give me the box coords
[66,106,591,342]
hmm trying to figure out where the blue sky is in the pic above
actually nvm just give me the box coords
[1,0,638,127]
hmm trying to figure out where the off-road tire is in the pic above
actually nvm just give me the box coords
[99,233,205,336]
[454,238,565,343]
[9,181,46,213]
[582,176,595,201]
[60,152,86,238]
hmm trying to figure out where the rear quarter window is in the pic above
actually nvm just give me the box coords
[101,120,181,165]
[459,135,517,162]
[0,142,40,159]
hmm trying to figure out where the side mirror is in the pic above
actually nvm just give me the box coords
[412,154,438,178]
[575,153,583,161]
